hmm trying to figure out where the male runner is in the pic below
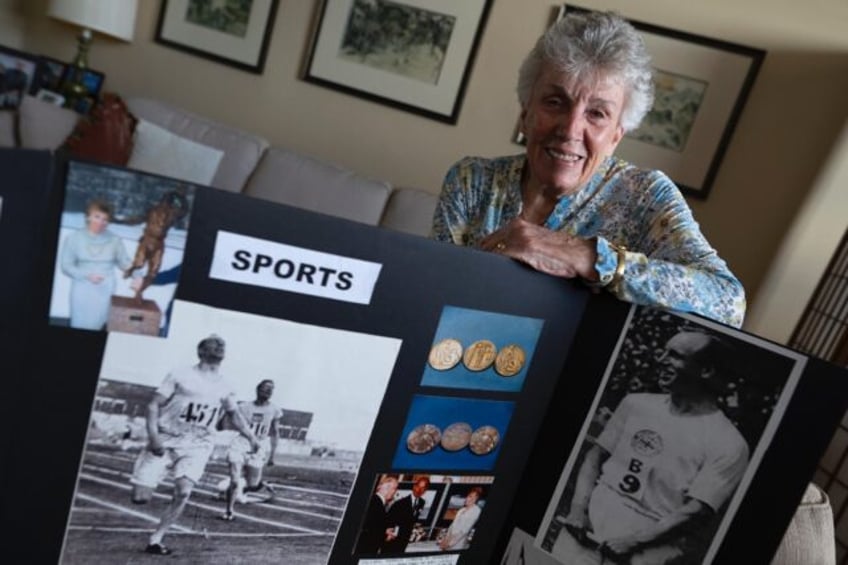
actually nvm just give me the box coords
[129,335,259,556]
[220,378,281,520]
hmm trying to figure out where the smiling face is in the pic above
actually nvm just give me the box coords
[520,63,626,198]
[657,332,712,389]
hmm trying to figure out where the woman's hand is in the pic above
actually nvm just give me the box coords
[479,217,599,282]
[86,273,105,284]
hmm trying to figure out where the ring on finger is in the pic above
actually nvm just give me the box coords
[495,241,507,252]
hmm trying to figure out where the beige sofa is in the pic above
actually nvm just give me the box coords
[1,94,836,565]
[2,94,439,238]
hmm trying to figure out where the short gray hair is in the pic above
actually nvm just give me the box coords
[517,10,654,132]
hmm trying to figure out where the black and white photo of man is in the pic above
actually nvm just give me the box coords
[539,307,803,565]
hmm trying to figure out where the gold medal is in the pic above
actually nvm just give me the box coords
[441,422,473,451]
[469,425,500,455]
[462,339,497,371]
[406,424,442,454]
[494,344,526,377]
[428,338,463,371]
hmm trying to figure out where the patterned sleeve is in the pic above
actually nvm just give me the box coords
[430,158,473,245]
[597,174,746,328]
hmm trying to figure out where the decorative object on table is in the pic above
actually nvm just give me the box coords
[35,88,66,106]
[63,92,138,166]
[514,5,765,199]
[304,0,494,124]
[0,45,43,110]
[155,0,280,74]
[47,0,136,113]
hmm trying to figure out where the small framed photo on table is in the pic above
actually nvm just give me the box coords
[33,56,106,115]
[0,45,42,110]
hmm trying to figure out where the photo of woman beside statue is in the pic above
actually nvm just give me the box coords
[60,199,133,330]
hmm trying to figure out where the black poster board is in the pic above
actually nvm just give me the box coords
[0,149,60,513]
[2,152,847,565]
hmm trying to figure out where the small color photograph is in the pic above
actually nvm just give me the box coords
[392,394,514,471]
[355,472,493,556]
[421,305,544,392]
[48,160,196,337]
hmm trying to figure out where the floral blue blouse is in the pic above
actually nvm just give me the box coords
[430,154,746,328]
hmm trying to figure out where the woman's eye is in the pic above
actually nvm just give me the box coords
[588,109,607,120]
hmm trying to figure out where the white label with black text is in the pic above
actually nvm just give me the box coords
[209,230,382,304]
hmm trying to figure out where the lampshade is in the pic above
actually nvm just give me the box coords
[48,0,137,42]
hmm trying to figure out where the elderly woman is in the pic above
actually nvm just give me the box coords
[431,10,745,328]
[61,199,133,330]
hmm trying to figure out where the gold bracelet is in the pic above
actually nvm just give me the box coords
[610,244,627,288]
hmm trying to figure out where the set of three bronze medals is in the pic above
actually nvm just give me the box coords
[404,339,527,456]
[406,422,501,456]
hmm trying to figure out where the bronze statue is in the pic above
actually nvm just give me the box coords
[122,189,189,300]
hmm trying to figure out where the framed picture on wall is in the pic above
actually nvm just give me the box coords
[0,45,42,110]
[155,0,280,74]
[304,0,494,124]
[514,5,765,199]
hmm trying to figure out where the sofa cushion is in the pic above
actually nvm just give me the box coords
[125,97,269,192]
[244,147,391,226]
[17,95,79,150]
[380,187,439,236]
[128,119,225,186]
[771,482,835,565]
[0,110,16,147]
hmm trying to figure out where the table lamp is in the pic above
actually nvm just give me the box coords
[47,0,137,107]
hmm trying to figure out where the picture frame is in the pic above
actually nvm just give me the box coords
[34,56,106,101]
[155,0,280,74]
[304,0,494,124]
[0,44,42,110]
[515,6,765,199]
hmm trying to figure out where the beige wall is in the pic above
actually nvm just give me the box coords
[8,0,848,338]
[746,123,848,342]
[0,0,25,48]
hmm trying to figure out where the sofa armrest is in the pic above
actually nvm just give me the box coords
[125,97,269,192]
[17,95,79,150]
[244,146,391,226]
[771,482,835,565]
[380,187,438,237]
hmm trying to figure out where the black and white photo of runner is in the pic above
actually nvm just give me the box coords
[537,306,806,565]
[59,299,401,564]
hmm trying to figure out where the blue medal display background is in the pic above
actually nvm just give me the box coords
[392,394,515,471]
[421,305,544,392]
